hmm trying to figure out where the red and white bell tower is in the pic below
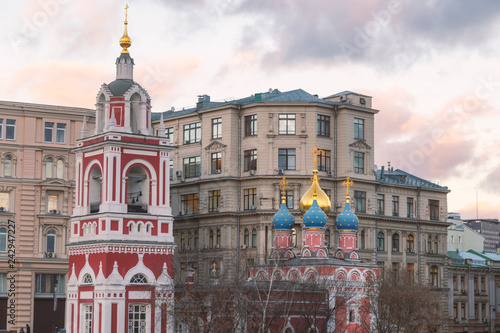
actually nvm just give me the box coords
[65,6,175,333]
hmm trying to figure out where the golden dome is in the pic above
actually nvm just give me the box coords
[119,5,132,53]
[299,169,331,214]
[299,143,331,214]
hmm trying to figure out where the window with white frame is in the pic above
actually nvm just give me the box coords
[0,227,6,252]
[5,119,15,140]
[130,273,148,284]
[56,159,64,178]
[0,273,6,293]
[45,158,53,178]
[128,304,148,333]
[3,156,12,177]
[46,230,56,253]
[83,304,93,333]
[165,127,174,145]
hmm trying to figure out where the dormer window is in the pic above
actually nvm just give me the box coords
[82,274,93,284]
[130,273,148,284]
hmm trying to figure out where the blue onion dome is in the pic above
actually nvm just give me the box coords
[335,199,359,231]
[303,199,327,229]
[272,202,295,230]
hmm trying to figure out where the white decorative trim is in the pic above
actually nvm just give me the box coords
[84,149,104,158]
[78,253,96,284]
[68,244,174,256]
[123,253,156,284]
[129,291,151,299]
[123,149,157,156]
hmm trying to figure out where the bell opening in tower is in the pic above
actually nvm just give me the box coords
[126,165,149,213]
[89,166,102,213]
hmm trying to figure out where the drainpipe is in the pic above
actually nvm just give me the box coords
[236,104,242,281]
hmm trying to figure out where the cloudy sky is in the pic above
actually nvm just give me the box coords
[2,0,500,219]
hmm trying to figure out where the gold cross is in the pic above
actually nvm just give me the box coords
[342,176,354,197]
[280,177,288,202]
[125,4,129,21]
[309,142,322,171]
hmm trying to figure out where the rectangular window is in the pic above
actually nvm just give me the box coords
[0,192,9,211]
[392,196,399,216]
[212,117,222,139]
[165,127,174,145]
[180,193,199,215]
[278,114,296,135]
[244,115,257,136]
[183,122,201,144]
[84,304,93,333]
[44,122,54,142]
[317,114,330,137]
[0,119,3,138]
[0,273,6,293]
[128,304,148,333]
[244,149,257,171]
[407,197,414,218]
[56,123,66,143]
[169,160,173,181]
[6,119,15,140]
[211,152,222,174]
[354,118,364,140]
[429,200,439,220]
[48,195,58,212]
[324,189,332,201]
[317,150,331,172]
[353,191,366,213]
[278,148,296,170]
[208,190,221,212]
[244,188,257,210]
[354,152,364,174]
[377,194,384,215]
[183,156,201,178]
[280,190,294,209]
[34,274,65,294]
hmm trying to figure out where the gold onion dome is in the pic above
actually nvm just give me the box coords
[299,144,331,214]
[119,5,132,53]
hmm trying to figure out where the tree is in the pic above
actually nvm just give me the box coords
[361,270,445,333]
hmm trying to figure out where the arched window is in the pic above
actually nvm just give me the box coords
[284,328,294,333]
[252,228,257,248]
[181,233,186,250]
[244,229,249,247]
[137,224,141,232]
[216,229,221,246]
[130,273,148,284]
[0,227,6,252]
[56,159,64,179]
[126,165,149,213]
[430,266,438,287]
[360,230,365,249]
[46,230,56,253]
[407,234,414,252]
[82,274,93,284]
[89,166,102,213]
[325,229,330,247]
[4,156,12,177]
[209,230,214,248]
[146,224,150,234]
[129,224,133,233]
[377,232,385,251]
[45,158,53,178]
[392,233,399,252]
[292,228,297,247]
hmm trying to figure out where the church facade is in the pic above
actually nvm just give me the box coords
[64,10,175,333]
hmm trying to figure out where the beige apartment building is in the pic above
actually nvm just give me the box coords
[152,89,451,290]
[0,101,94,332]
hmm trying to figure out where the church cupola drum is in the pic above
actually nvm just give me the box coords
[65,5,175,333]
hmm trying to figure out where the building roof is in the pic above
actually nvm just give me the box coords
[448,250,492,267]
[324,90,372,98]
[151,88,338,120]
[376,168,448,190]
